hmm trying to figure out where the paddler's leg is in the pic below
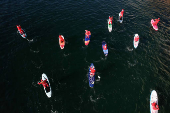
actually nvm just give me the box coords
[120,15,122,20]
[153,21,157,26]
[45,81,49,87]
[85,35,89,41]
[90,72,95,77]
[42,83,47,88]
[20,30,23,34]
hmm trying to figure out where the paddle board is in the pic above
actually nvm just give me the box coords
[108,19,112,32]
[133,34,139,49]
[102,41,108,56]
[42,73,52,98]
[85,30,91,46]
[151,19,158,31]
[88,63,95,88]
[150,90,158,113]
[118,15,123,23]
[18,28,27,38]
[59,35,65,49]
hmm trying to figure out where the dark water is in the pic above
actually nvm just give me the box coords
[1,0,170,113]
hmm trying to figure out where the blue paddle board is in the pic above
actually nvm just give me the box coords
[102,41,108,56]
[88,63,95,88]
[85,35,91,46]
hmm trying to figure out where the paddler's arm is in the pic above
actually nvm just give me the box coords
[38,81,43,85]
[38,82,42,85]
[38,79,45,85]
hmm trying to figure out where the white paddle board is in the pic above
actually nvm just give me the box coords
[133,34,139,49]
[42,73,52,98]
[150,90,158,113]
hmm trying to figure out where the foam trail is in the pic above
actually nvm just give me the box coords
[26,38,33,42]
[127,47,133,51]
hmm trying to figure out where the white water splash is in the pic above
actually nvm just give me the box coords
[127,60,137,67]
[26,38,33,42]
[64,53,70,57]
[90,95,96,102]
[96,76,101,81]
[127,47,133,51]
[30,49,39,53]
[51,110,58,113]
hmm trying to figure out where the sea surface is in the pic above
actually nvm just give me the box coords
[1,0,170,113]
